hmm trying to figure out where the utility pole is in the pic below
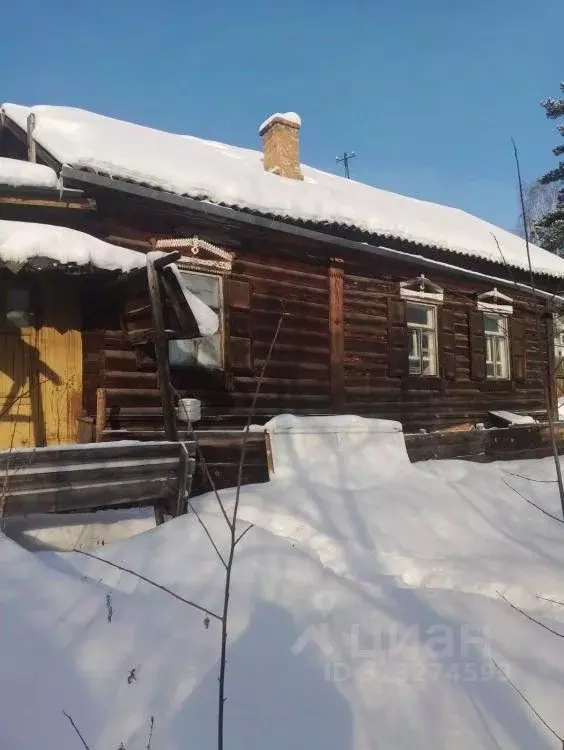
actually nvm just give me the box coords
[336,151,356,179]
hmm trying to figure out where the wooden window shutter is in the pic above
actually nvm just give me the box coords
[225,278,253,375]
[468,311,486,381]
[511,317,526,381]
[227,278,251,310]
[440,307,456,380]
[388,298,408,378]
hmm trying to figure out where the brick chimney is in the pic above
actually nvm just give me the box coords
[259,112,303,180]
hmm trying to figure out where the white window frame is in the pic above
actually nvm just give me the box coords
[168,269,225,370]
[406,301,438,377]
[484,312,511,380]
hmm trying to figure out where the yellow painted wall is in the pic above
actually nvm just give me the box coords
[0,280,82,449]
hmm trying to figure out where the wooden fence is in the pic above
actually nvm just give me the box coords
[0,440,195,517]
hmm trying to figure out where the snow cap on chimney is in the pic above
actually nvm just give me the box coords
[259,112,303,181]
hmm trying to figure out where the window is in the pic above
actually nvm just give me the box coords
[1,286,32,328]
[407,302,438,376]
[484,313,510,379]
[168,271,223,369]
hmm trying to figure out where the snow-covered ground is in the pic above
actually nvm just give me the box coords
[3,417,564,749]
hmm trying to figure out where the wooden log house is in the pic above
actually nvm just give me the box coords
[2,103,564,477]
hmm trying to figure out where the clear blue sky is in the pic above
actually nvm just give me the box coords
[1,0,561,231]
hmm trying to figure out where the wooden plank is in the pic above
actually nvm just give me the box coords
[3,478,173,515]
[27,113,36,162]
[95,388,107,442]
[147,254,178,507]
[0,440,197,515]
[0,440,194,471]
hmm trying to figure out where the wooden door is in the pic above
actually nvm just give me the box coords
[0,327,36,448]
[0,280,82,449]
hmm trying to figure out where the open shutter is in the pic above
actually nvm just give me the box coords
[511,317,526,382]
[440,307,456,380]
[225,278,253,375]
[468,311,486,381]
[388,298,408,377]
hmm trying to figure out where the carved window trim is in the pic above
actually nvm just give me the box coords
[476,288,513,315]
[400,274,444,303]
[155,236,234,273]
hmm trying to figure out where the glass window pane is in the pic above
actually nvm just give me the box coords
[484,313,502,334]
[4,288,31,327]
[169,334,222,369]
[485,336,493,364]
[498,337,509,378]
[407,303,432,327]
[180,272,220,309]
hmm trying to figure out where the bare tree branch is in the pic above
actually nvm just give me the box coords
[492,659,563,743]
[187,498,227,568]
[503,470,557,484]
[537,594,564,607]
[73,548,222,621]
[193,435,232,530]
[503,479,564,524]
[217,310,285,750]
[498,591,564,639]
[62,711,91,749]
[146,716,155,750]
[175,402,232,530]
[234,523,254,547]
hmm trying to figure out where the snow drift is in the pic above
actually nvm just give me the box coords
[3,417,564,749]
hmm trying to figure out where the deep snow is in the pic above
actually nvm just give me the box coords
[3,418,564,748]
[3,102,563,278]
[0,219,146,273]
[0,156,59,189]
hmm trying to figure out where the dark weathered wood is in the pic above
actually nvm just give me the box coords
[152,250,181,270]
[329,262,345,410]
[147,253,178,441]
[469,311,486,381]
[1,441,196,516]
[440,306,456,380]
[26,113,36,163]
[388,297,408,378]
[226,278,251,309]
[511,317,526,381]
[95,388,106,442]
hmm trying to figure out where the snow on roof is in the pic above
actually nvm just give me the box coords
[0,219,146,273]
[3,102,564,278]
[0,156,59,189]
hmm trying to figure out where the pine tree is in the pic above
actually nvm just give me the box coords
[533,83,564,255]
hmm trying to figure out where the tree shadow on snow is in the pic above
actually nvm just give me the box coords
[170,600,353,750]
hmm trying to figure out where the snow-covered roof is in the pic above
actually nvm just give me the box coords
[3,102,564,278]
[0,156,59,190]
[0,219,146,274]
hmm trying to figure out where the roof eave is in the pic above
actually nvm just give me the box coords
[60,166,564,303]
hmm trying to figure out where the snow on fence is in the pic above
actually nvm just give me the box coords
[0,440,195,517]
